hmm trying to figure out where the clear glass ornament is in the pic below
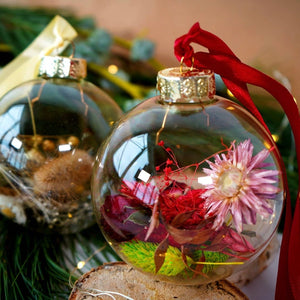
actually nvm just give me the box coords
[0,55,123,234]
[92,67,284,284]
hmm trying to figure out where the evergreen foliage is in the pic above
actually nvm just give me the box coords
[0,6,297,299]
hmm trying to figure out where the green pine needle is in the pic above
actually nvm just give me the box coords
[0,215,116,299]
[0,5,297,299]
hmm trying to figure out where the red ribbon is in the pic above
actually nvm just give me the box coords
[174,22,300,299]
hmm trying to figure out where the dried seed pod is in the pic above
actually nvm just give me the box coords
[26,148,46,172]
[68,136,80,147]
[33,149,93,199]
[42,139,56,152]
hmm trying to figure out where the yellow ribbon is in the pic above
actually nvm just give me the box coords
[0,15,78,98]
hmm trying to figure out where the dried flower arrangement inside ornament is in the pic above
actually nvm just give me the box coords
[92,65,284,286]
[97,138,281,282]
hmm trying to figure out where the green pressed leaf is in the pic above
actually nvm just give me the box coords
[193,250,229,274]
[120,240,193,276]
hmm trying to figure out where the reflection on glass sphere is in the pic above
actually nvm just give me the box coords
[0,77,122,234]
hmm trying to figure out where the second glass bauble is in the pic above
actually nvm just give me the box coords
[0,56,123,234]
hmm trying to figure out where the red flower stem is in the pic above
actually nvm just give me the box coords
[169,146,233,175]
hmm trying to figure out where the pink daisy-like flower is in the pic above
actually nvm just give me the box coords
[203,139,280,233]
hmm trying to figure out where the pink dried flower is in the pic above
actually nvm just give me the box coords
[203,139,280,232]
[223,228,255,253]
[207,226,255,254]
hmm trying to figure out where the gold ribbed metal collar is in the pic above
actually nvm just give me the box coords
[157,67,215,103]
[38,56,87,80]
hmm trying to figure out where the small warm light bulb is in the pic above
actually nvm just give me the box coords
[227,89,234,98]
[77,261,86,269]
[263,141,272,149]
[108,64,118,75]
[226,106,235,111]
[68,213,73,218]
[272,134,279,143]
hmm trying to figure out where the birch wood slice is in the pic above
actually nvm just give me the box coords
[69,262,249,300]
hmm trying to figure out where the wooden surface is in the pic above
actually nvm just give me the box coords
[69,262,249,300]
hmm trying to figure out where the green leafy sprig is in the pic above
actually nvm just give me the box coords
[0,215,118,299]
[120,239,192,276]
[120,239,231,277]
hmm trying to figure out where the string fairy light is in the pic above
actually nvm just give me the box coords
[68,244,134,300]
[69,244,107,288]
[108,64,119,75]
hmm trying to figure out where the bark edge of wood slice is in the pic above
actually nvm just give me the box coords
[69,262,249,300]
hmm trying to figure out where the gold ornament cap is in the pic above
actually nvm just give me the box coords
[38,56,87,80]
[157,67,216,103]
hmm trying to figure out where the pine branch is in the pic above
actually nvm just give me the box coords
[0,215,117,299]
[0,6,297,299]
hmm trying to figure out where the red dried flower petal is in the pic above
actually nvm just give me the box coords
[159,181,207,228]
[166,158,173,165]
[163,167,172,174]
[100,195,150,242]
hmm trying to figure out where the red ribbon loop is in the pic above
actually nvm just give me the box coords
[174,22,300,300]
